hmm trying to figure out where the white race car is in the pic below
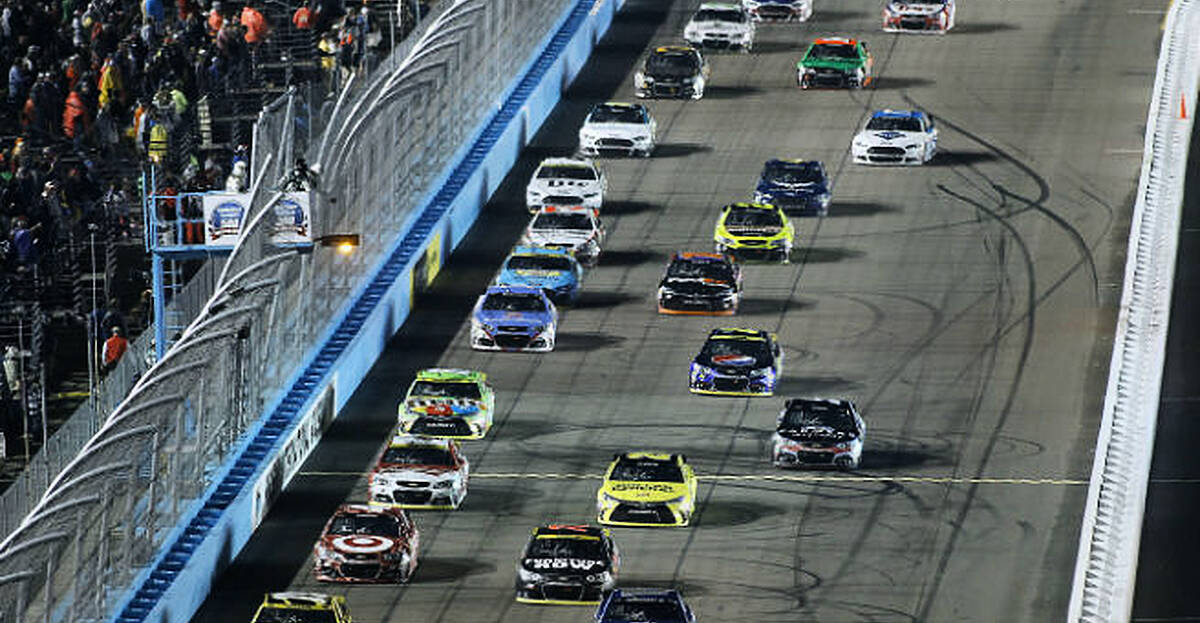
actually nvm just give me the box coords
[742,0,812,22]
[882,0,955,33]
[685,4,755,52]
[851,109,938,165]
[521,205,606,267]
[525,157,607,213]
[368,433,470,510]
[578,102,657,158]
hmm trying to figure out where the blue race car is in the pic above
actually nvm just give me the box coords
[496,245,583,305]
[470,285,557,352]
[595,588,696,623]
[689,327,783,396]
[753,158,831,217]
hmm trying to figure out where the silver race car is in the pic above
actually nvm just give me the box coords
[525,157,607,213]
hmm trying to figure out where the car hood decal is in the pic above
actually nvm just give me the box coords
[605,481,689,502]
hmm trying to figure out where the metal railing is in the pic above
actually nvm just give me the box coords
[0,1,573,620]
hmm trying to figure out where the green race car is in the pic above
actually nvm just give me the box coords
[797,37,873,89]
[713,202,795,263]
[398,368,494,439]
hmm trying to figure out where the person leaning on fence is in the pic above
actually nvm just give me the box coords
[102,326,128,371]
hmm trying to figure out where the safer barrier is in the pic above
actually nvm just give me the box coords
[1067,0,1200,620]
[107,0,623,622]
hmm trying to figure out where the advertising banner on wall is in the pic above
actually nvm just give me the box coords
[202,193,250,248]
[270,192,313,247]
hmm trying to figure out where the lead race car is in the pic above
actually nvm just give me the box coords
[883,0,955,33]
[851,109,938,165]
[312,504,419,583]
[398,368,494,439]
[684,3,755,52]
[514,524,619,605]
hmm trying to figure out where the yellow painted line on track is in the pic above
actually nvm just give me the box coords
[299,471,1085,485]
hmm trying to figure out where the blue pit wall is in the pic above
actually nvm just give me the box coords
[108,0,624,621]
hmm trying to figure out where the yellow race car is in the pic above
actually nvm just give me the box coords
[596,452,698,527]
[713,202,795,262]
[251,592,352,623]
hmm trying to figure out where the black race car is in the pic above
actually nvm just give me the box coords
[657,252,743,315]
[688,327,783,396]
[514,524,619,605]
[772,398,865,469]
[635,45,710,100]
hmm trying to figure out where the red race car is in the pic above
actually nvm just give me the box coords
[312,503,419,583]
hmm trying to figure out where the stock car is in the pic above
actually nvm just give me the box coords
[754,159,832,216]
[578,102,658,157]
[595,588,698,623]
[689,327,783,396]
[684,3,755,52]
[398,368,494,439]
[522,205,606,267]
[497,245,584,304]
[657,252,742,315]
[742,0,812,22]
[797,38,873,89]
[772,398,866,469]
[635,45,710,100]
[525,157,608,213]
[251,592,352,623]
[883,0,955,33]
[713,202,795,262]
[470,284,558,352]
[312,504,419,583]
[851,109,939,165]
[596,452,698,527]
[368,432,469,510]
[514,524,620,605]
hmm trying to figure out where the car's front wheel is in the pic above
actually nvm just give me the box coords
[834,454,857,470]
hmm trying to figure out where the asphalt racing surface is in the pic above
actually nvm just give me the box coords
[192,0,1162,621]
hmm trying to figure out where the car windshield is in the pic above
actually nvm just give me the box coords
[326,513,401,537]
[507,255,574,271]
[610,458,684,482]
[667,258,734,282]
[866,116,923,132]
[763,161,823,185]
[645,51,699,77]
[694,8,745,22]
[537,165,597,180]
[589,106,644,124]
[381,446,456,466]
[700,337,771,365]
[409,380,481,399]
[809,43,859,59]
[482,292,547,312]
[781,403,856,433]
[532,212,592,230]
[526,537,604,559]
[604,598,684,621]
[255,608,338,623]
[724,207,782,228]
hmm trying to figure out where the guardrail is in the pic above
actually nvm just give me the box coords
[1067,0,1200,620]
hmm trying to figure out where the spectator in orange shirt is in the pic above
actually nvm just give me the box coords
[240,4,267,45]
[292,4,313,30]
[207,2,224,35]
[102,327,129,370]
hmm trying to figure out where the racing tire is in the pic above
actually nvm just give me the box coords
[834,455,857,471]
[637,147,653,158]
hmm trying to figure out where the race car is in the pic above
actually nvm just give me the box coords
[596,452,698,527]
[797,38,873,89]
[312,504,419,583]
[713,202,795,262]
[368,431,469,510]
[851,109,939,165]
[596,588,697,623]
[521,205,605,267]
[578,102,657,157]
[742,0,812,21]
[470,284,557,352]
[657,252,742,315]
[514,524,619,605]
[496,245,583,305]
[753,159,832,216]
[772,398,866,469]
[635,45,710,100]
[684,3,755,52]
[398,368,494,439]
[689,327,783,396]
[883,0,955,33]
[525,157,607,213]
[251,592,352,623]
